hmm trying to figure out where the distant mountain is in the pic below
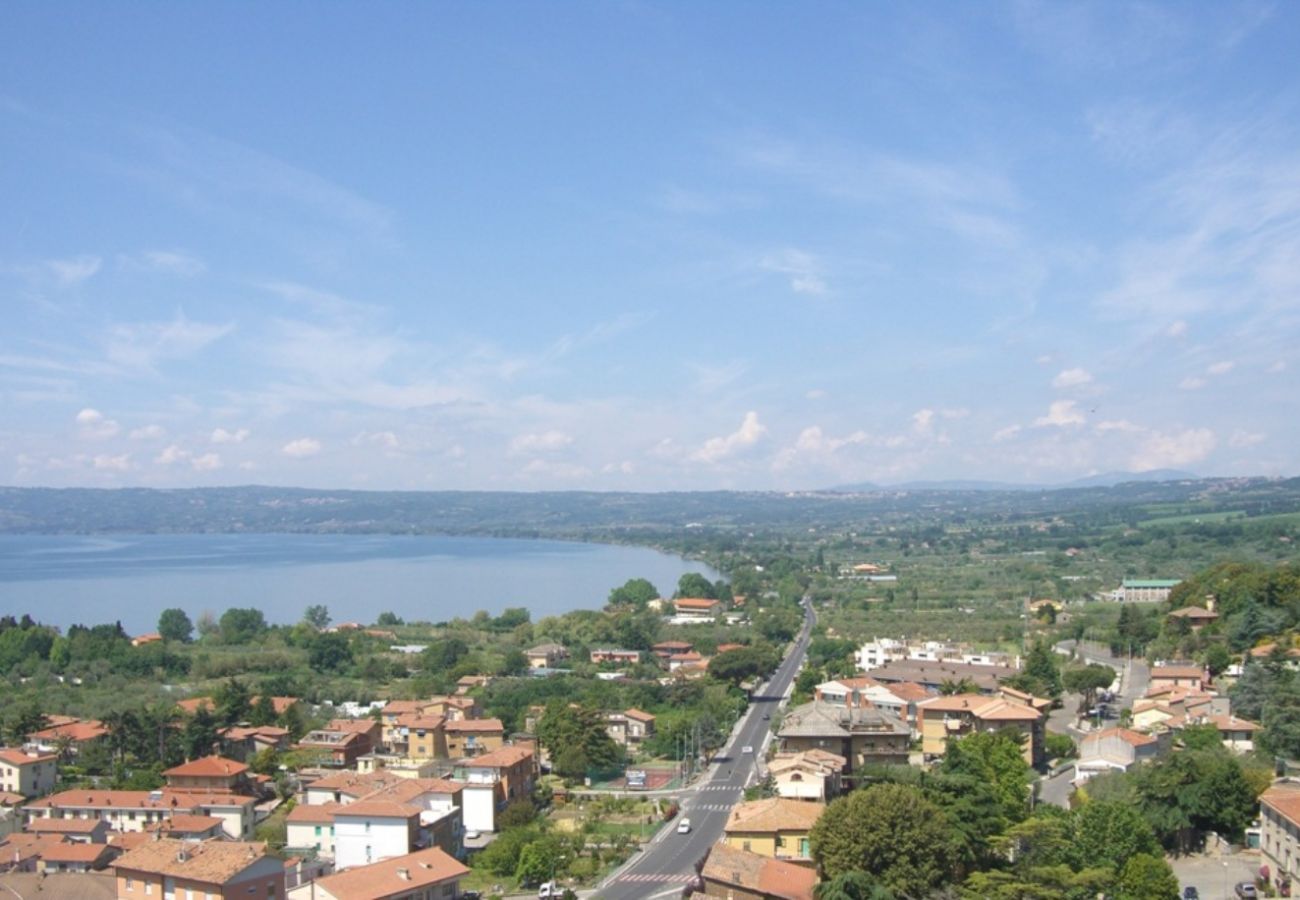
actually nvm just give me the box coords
[832,470,1201,493]
[1062,469,1199,489]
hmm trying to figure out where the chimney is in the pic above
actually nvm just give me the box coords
[176,850,188,863]
[1205,594,1217,613]
[396,868,410,881]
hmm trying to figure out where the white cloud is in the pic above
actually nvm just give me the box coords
[1179,376,1206,390]
[119,250,206,277]
[1206,360,1235,376]
[1034,400,1086,427]
[1268,360,1287,373]
[1035,354,1054,365]
[106,314,234,372]
[356,431,400,450]
[806,389,826,400]
[993,424,1022,442]
[129,424,166,440]
[1130,428,1216,470]
[75,408,121,439]
[520,459,591,480]
[155,445,188,465]
[1052,367,1094,388]
[601,460,637,475]
[1167,320,1189,337]
[692,411,767,463]
[759,248,827,295]
[211,427,250,444]
[92,453,131,472]
[510,430,575,454]
[912,409,935,432]
[282,437,322,458]
[1229,430,1266,448]
[46,256,102,286]
[190,452,223,472]
[1096,419,1142,433]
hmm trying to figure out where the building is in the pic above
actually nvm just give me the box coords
[452,746,536,834]
[286,803,341,859]
[0,748,57,798]
[768,750,845,802]
[624,709,655,745]
[813,677,929,727]
[385,716,448,761]
[1149,665,1208,693]
[443,719,504,759]
[1168,606,1219,631]
[915,694,1044,766]
[113,839,284,900]
[524,644,568,669]
[1196,714,1261,754]
[1113,579,1181,603]
[25,790,258,841]
[1073,728,1165,784]
[220,726,291,760]
[301,720,380,768]
[163,756,252,795]
[1261,782,1300,896]
[672,598,723,620]
[303,771,407,807]
[652,641,693,659]
[697,842,818,900]
[27,720,109,757]
[867,659,1017,694]
[291,846,468,900]
[722,798,825,863]
[589,648,641,665]
[777,700,909,777]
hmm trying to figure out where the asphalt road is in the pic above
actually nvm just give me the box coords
[596,600,816,900]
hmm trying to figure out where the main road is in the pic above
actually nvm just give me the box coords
[597,599,817,900]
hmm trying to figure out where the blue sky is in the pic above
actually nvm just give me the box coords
[2,2,1297,491]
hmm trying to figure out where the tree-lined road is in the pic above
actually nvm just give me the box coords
[597,600,816,900]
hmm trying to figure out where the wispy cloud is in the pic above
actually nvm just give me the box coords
[118,250,206,277]
[1034,400,1086,428]
[691,411,767,463]
[211,427,250,444]
[282,437,322,458]
[760,248,828,295]
[75,408,120,440]
[1052,368,1093,388]
[105,313,234,372]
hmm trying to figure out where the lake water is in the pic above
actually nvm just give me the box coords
[0,533,717,633]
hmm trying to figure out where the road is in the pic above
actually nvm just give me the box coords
[596,599,817,900]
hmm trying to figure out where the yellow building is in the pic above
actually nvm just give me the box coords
[916,694,1044,765]
[723,798,825,864]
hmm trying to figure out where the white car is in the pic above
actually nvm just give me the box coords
[537,882,558,898]
[677,818,692,834]
[742,745,754,754]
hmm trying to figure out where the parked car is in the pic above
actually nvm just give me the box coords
[742,745,754,753]
[1182,887,1199,899]
[537,882,558,898]
[677,818,692,834]
[1236,882,1259,899]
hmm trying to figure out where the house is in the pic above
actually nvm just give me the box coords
[452,746,536,834]
[220,726,291,760]
[1261,782,1300,896]
[814,677,927,727]
[35,840,118,873]
[1073,728,1165,784]
[624,709,655,744]
[672,598,723,620]
[1112,579,1181,603]
[667,651,706,672]
[723,798,825,863]
[130,634,163,648]
[303,771,407,807]
[1149,664,1207,693]
[386,716,447,761]
[26,816,112,844]
[332,800,421,870]
[113,838,284,900]
[443,719,504,759]
[454,675,492,695]
[1168,606,1219,631]
[27,719,110,757]
[525,644,568,669]
[589,648,641,665]
[776,700,909,778]
[291,846,468,900]
[151,815,225,841]
[0,748,57,798]
[652,641,693,659]
[697,842,818,900]
[420,696,479,722]
[300,720,380,767]
[1196,714,1261,753]
[163,756,252,795]
[867,659,1017,694]
[916,694,1044,766]
[287,803,342,859]
[25,790,258,841]
[768,750,846,802]
[1250,644,1300,668]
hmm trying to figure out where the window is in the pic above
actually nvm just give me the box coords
[800,838,810,857]
[742,841,751,852]
[126,878,135,892]
[314,826,321,836]
[145,883,153,895]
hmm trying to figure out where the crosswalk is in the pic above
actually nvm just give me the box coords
[699,784,738,792]
[688,802,734,812]
[617,872,696,884]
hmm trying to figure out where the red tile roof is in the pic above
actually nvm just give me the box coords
[163,755,248,778]
[312,847,468,900]
[444,718,504,733]
[464,745,534,769]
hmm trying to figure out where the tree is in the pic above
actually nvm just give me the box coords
[302,605,331,630]
[1063,663,1116,713]
[709,646,779,687]
[422,638,469,673]
[218,608,267,644]
[811,783,955,897]
[942,730,1032,824]
[213,678,253,727]
[307,631,354,673]
[607,577,659,609]
[514,834,569,886]
[498,649,529,676]
[814,872,895,900]
[249,694,279,727]
[157,608,193,643]
[675,572,717,599]
[1203,643,1232,679]
[535,703,624,780]
[1117,853,1179,900]
[1069,799,1160,872]
[182,705,218,760]
[1012,639,1062,699]
[1261,680,1300,761]
[376,611,404,626]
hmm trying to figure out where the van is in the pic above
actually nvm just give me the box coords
[677,818,692,834]
[537,882,558,898]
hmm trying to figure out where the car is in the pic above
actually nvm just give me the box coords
[461,893,481,900]
[465,831,481,840]
[537,882,558,898]
[762,713,770,720]
[677,818,692,834]
[742,745,754,753]
[1182,888,1199,900]
[1235,882,1259,899]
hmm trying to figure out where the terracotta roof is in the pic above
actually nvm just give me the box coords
[381,701,424,716]
[333,800,419,819]
[175,698,214,715]
[724,798,826,834]
[158,815,224,833]
[653,641,692,650]
[107,832,152,852]
[394,714,446,730]
[702,842,817,900]
[1087,727,1157,747]
[287,802,342,824]
[917,694,1041,721]
[27,789,252,812]
[444,718,504,733]
[312,847,468,900]
[163,755,248,778]
[29,721,109,742]
[888,681,932,702]
[1264,784,1300,828]
[624,708,656,722]
[0,748,57,766]
[307,771,406,796]
[0,790,26,806]
[1250,643,1300,658]
[327,718,379,734]
[41,842,114,863]
[369,779,463,804]
[674,597,721,609]
[463,745,533,768]
[1205,714,1261,732]
[26,818,105,834]
[1169,607,1219,619]
[114,839,272,884]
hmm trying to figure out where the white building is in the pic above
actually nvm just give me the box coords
[0,748,56,798]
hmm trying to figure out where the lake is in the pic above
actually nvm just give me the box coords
[0,533,717,633]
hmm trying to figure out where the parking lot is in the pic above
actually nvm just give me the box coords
[1169,852,1265,898]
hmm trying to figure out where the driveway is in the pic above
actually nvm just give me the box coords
[1169,852,1262,899]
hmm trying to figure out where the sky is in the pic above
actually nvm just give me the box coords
[2,2,1298,491]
